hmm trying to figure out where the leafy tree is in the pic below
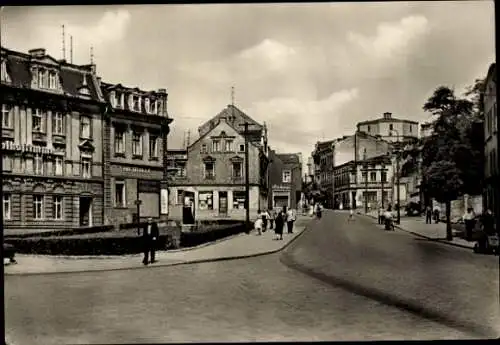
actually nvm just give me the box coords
[421,85,483,239]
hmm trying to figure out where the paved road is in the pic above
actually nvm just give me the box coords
[5,212,498,343]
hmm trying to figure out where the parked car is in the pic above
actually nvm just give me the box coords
[3,243,17,264]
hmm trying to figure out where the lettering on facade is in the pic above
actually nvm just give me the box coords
[160,189,168,215]
[111,164,163,180]
[272,184,291,191]
[1,142,53,155]
[123,167,153,174]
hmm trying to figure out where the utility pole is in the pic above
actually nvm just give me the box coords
[239,121,251,232]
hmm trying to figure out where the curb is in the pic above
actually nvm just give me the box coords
[356,212,473,250]
[5,221,313,276]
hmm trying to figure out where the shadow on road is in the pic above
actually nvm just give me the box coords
[279,210,498,339]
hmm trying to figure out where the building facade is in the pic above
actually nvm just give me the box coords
[311,140,335,208]
[333,155,394,210]
[268,150,302,210]
[1,47,106,233]
[356,112,419,145]
[168,105,269,220]
[100,82,172,225]
[483,62,497,213]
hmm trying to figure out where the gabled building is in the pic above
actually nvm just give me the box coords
[1,47,106,233]
[100,82,172,225]
[268,150,302,210]
[168,105,269,220]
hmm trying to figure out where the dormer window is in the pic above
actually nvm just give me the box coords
[151,99,157,114]
[78,74,91,96]
[145,98,150,113]
[133,96,140,112]
[38,69,48,88]
[1,60,11,83]
[138,97,142,112]
[128,94,134,109]
[120,93,125,108]
[110,91,117,107]
[48,71,57,89]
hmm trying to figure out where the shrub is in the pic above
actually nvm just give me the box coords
[4,225,115,239]
[181,223,247,248]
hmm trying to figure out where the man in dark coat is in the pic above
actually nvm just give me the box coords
[140,217,159,265]
[274,208,284,240]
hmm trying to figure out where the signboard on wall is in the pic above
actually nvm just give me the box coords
[138,180,161,193]
[111,164,163,179]
[161,188,169,215]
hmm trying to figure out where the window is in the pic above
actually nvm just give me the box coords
[145,98,150,113]
[48,71,57,89]
[177,163,187,177]
[225,140,233,152]
[3,193,11,220]
[389,124,394,131]
[38,69,48,88]
[151,100,157,114]
[239,144,245,152]
[201,144,208,153]
[362,171,367,180]
[233,191,246,209]
[1,60,10,82]
[80,116,91,138]
[176,190,184,205]
[54,156,64,176]
[33,195,44,220]
[2,104,12,128]
[32,109,44,132]
[3,154,12,171]
[367,125,371,132]
[81,157,92,178]
[409,125,412,133]
[132,132,143,156]
[232,162,242,178]
[370,171,377,182]
[114,128,125,154]
[53,112,64,135]
[53,195,63,220]
[212,140,220,152]
[149,135,159,158]
[34,154,44,175]
[198,191,213,210]
[282,170,291,183]
[204,162,215,179]
[120,93,125,108]
[133,96,140,111]
[381,170,387,183]
[115,181,126,207]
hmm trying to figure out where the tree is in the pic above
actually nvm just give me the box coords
[424,161,463,240]
[421,85,482,239]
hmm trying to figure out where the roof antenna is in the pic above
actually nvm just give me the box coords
[90,46,94,64]
[62,25,66,60]
[70,35,73,63]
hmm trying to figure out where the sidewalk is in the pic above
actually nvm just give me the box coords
[358,211,474,249]
[4,217,312,275]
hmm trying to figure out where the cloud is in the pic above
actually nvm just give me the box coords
[347,15,429,59]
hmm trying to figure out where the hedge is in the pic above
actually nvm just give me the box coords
[180,223,248,248]
[4,225,115,239]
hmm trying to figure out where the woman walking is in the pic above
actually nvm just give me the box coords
[274,208,284,240]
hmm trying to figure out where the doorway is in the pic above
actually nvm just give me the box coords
[79,196,93,227]
[219,191,228,216]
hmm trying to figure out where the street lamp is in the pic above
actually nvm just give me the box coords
[389,129,401,224]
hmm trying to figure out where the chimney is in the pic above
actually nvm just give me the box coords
[383,112,392,119]
[28,48,46,58]
[157,88,167,94]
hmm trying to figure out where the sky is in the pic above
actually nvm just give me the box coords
[0,2,495,170]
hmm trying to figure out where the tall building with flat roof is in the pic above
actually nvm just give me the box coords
[356,112,419,145]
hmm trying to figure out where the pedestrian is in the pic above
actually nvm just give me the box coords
[378,206,384,225]
[254,211,263,236]
[286,206,296,234]
[315,203,322,219]
[463,207,476,241]
[433,205,441,224]
[425,205,432,224]
[274,208,284,240]
[262,209,270,232]
[140,217,159,266]
[384,208,394,230]
[269,209,276,229]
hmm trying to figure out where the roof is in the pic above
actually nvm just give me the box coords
[198,104,263,135]
[100,82,167,114]
[357,117,419,127]
[1,47,102,102]
[485,62,496,85]
[276,153,301,165]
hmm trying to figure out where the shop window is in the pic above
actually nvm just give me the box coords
[233,191,246,209]
[115,180,126,207]
[33,195,44,220]
[3,193,11,220]
[198,191,213,210]
[53,195,63,220]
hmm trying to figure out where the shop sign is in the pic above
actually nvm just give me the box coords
[272,184,290,191]
[1,142,53,155]
[111,164,163,179]
[138,180,161,193]
[123,166,153,174]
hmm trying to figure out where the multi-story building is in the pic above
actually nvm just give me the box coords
[1,47,106,233]
[483,62,497,213]
[100,82,172,225]
[356,112,419,146]
[333,154,393,210]
[168,104,269,220]
[305,156,314,183]
[311,140,335,208]
[268,150,302,209]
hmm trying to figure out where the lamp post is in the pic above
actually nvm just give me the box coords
[390,129,401,224]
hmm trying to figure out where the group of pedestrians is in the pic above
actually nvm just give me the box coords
[254,206,296,240]
[425,205,441,224]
